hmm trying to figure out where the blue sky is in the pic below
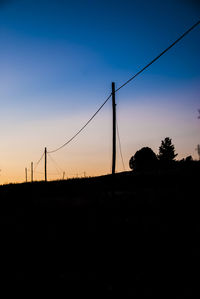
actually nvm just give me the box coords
[0,0,199,183]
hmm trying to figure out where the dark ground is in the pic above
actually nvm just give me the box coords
[1,165,200,296]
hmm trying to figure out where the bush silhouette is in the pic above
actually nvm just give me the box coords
[129,147,158,171]
[185,155,193,162]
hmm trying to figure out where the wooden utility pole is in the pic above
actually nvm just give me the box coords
[196,144,200,160]
[31,162,33,182]
[112,82,116,175]
[63,171,65,180]
[25,168,27,183]
[44,147,47,182]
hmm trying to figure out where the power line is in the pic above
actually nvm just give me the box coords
[48,153,64,174]
[34,152,44,171]
[48,93,112,153]
[32,19,199,178]
[116,120,125,171]
[115,20,200,93]
[48,20,199,154]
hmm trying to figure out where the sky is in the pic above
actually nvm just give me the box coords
[0,0,200,184]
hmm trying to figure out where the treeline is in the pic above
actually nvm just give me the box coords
[129,137,199,171]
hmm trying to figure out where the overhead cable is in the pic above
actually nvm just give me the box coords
[115,20,200,93]
[48,153,64,174]
[116,120,125,171]
[34,152,44,170]
[46,20,199,154]
[48,93,112,153]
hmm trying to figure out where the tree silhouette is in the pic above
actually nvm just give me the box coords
[158,137,177,163]
[129,147,158,171]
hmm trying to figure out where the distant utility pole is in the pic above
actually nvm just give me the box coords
[25,167,27,183]
[44,147,47,182]
[196,144,200,160]
[31,162,33,182]
[63,171,65,180]
[112,82,116,175]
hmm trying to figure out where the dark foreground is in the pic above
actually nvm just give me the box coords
[1,167,200,296]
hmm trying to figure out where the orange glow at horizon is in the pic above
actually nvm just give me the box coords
[0,93,199,185]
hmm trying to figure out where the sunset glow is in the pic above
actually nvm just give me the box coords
[0,0,199,184]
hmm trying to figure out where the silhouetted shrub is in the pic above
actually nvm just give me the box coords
[177,155,196,171]
[185,155,193,162]
[129,147,158,171]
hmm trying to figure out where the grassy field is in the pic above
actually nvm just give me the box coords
[1,165,200,296]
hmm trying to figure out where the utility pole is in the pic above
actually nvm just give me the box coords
[25,168,27,183]
[196,144,200,160]
[44,147,47,182]
[63,171,65,180]
[31,162,33,182]
[112,82,116,175]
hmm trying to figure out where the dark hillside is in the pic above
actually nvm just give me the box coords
[1,165,200,296]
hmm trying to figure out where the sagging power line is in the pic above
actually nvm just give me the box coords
[117,120,125,171]
[29,20,199,182]
[34,152,45,171]
[48,93,112,154]
[115,20,200,92]
[47,20,199,155]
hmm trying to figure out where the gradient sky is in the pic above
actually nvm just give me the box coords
[0,0,200,184]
